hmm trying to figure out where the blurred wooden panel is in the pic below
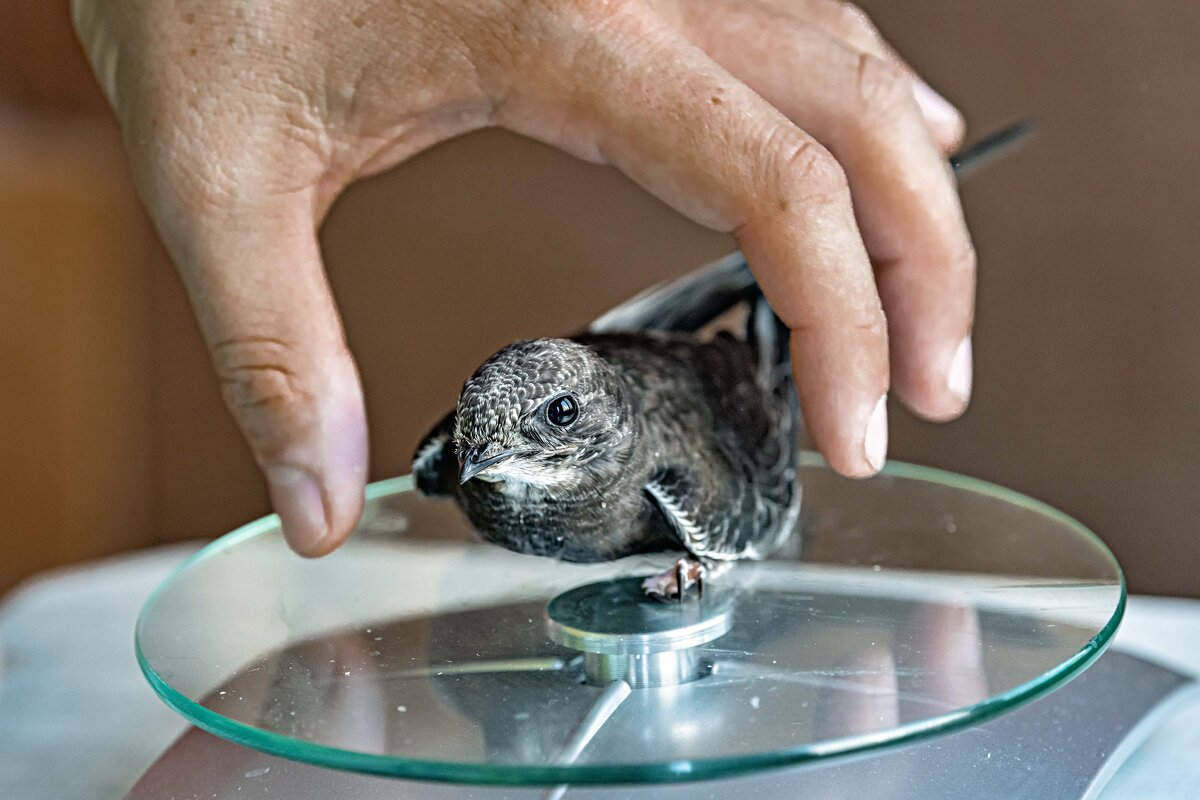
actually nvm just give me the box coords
[0,2,107,111]
[0,114,155,592]
[0,1,1196,599]
[859,0,1200,598]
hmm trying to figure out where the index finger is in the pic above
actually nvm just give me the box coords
[499,2,889,476]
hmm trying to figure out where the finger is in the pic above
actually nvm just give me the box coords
[668,4,975,420]
[771,0,965,152]
[907,604,988,706]
[814,645,898,739]
[147,176,368,557]
[497,2,889,476]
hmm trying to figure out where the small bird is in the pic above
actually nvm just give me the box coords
[413,121,1036,601]
[414,254,791,600]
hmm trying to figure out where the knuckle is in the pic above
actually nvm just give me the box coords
[212,336,315,426]
[505,0,645,47]
[554,0,644,26]
[827,1,881,44]
[554,0,655,69]
[472,0,648,100]
[853,52,910,117]
[762,129,849,208]
[790,303,886,340]
[853,307,888,337]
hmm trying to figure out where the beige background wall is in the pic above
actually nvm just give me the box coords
[2,1,1197,596]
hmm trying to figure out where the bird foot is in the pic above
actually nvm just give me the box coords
[642,557,707,603]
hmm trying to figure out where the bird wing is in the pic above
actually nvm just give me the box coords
[586,252,758,335]
[413,409,458,496]
[643,466,733,559]
[710,331,801,558]
[646,458,797,561]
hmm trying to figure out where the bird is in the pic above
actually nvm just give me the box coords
[413,253,790,600]
[412,120,1036,601]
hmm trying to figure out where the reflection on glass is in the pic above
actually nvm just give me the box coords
[137,454,1124,784]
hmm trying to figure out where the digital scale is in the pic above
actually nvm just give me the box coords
[126,454,1196,799]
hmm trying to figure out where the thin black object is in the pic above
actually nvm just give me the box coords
[950,117,1037,180]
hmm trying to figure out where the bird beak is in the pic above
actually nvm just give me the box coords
[459,443,516,484]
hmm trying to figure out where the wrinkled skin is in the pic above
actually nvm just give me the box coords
[73,0,975,556]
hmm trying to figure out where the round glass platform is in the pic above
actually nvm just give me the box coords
[136,454,1124,785]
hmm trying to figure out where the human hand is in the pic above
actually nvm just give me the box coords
[73,0,973,556]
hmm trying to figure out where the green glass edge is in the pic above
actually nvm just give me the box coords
[135,457,1126,786]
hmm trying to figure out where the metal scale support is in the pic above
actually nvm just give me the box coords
[544,577,733,689]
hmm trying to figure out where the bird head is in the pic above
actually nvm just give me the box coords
[453,339,632,488]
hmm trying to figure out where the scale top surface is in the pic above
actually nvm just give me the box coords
[136,454,1125,785]
[545,576,734,654]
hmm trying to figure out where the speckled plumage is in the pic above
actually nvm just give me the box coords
[413,254,801,565]
[412,125,1031,567]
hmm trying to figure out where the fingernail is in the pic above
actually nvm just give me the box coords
[864,394,889,473]
[948,336,973,405]
[913,80,960,128]
[266,465,329,555]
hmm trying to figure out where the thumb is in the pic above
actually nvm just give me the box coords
[160,187,368,557]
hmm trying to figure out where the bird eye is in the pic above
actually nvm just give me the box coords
[545,394,579,427]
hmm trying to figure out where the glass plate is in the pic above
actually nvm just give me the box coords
[136,454,1124,785]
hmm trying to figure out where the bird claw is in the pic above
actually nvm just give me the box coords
[642,557,707,603]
